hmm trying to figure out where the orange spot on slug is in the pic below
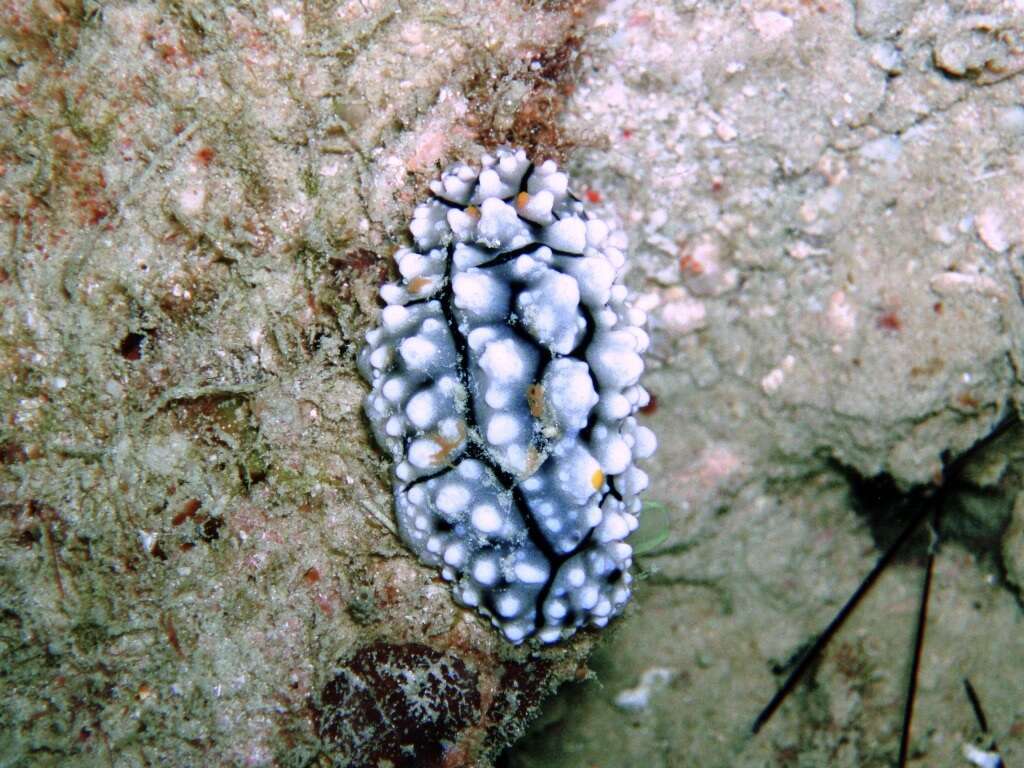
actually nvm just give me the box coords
[527,384,545,417]
[430,422,467,465]
[408,276,432,294]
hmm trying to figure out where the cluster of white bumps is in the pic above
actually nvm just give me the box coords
[359,148,656,644]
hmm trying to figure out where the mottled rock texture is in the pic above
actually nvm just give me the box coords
[2,0,1024,766]
[0,1,597,765]
[510,0,1024,766]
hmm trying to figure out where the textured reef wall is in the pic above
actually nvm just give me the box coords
[511,1,1024,766]
[2,0,1023,766]
[0,1,601,765]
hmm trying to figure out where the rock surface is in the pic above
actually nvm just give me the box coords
[0,1,598,765]
[1,0,1023,766]
[509,0,1024,766]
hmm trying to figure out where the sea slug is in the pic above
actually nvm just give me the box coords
[359,147,656,643]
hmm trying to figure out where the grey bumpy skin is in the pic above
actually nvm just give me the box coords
[359,148,656,644]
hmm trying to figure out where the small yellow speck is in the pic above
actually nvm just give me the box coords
[466,205,480,219]
[591,469,604,490]
[516,191,530,208]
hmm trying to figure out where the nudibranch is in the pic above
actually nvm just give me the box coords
[359,148,656,644]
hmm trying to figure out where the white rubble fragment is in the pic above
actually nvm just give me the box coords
[752,11,793,41]
[614,667,677,712]
[962,743,1004,768]
[660,296,707,335]
[929,272,1007,300]
[859,135,902,164]
[761,355,796,395]
[826,290,857,340]
[975,208,1012,253]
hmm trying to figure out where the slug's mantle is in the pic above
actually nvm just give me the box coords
[359,148,656,644]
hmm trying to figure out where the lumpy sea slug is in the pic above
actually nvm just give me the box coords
[359,148,656,643]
